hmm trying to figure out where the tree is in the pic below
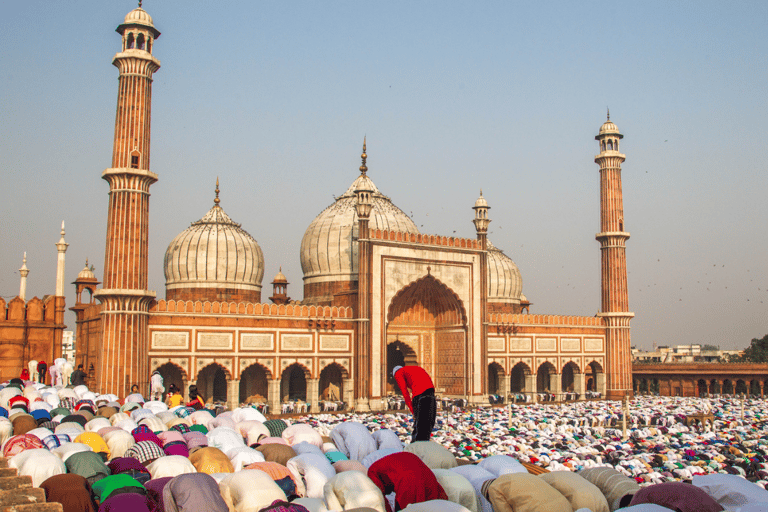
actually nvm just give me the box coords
[702,344,720,351]
[738,334,768,363]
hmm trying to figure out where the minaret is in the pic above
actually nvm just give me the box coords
[473,191,490,399]
[53,221,69,360]
[94,5,161,396]
[594,111,634,400]
[55,221,68,297]
[354,138,374,411]
[18,253,29,301]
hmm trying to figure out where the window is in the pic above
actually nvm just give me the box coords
[131,155,139,169]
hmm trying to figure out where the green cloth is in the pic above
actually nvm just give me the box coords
[91,474,144,502]
[65,451,111,482]
[263,419,288,438]
[50,407,71,417]
[190,424,208,434]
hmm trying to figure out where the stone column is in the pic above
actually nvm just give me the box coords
[574,372,585,396]
[307,378,320,413]
[596,372,607,397]
[227,379,240,411]
[268,379,281,415]
[343,378,354,411]
[499,375,511,402]
[551,373,562,398]
[525,373,536,402]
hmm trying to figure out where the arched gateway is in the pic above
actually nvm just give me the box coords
[386,274,468,396]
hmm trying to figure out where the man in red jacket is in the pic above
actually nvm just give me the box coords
[392,365,436,442]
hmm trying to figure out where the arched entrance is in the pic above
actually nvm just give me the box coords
[386,274,467,396]
[240,364,270,404]
[386,340,417,394]
[697,379,708,397]
[537,362,556,393]
[155,362,186,398]
[723,379,734,394]
[710,379,720,394]
[562,362,579,392]
[510,362,529,393]
[197,364,228,404]
[750,380,761,396]
[735,379,748,395]
[488,363,503,396]
[319,363,347,403]
[585,361,603,394]
[280,363,308,402]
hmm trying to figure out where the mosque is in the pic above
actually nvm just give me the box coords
[62,5,634,411]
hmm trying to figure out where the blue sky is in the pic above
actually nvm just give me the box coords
[1,1,766,350]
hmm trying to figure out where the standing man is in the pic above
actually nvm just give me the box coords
[392,365,437,442]
[70,364,87,386]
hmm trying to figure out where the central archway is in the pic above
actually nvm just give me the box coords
[386,274,467,396]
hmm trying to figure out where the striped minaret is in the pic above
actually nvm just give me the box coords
[94,6,161,397]
[595,111,634,400]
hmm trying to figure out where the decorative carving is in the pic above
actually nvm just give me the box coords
[536,338,556,351]
[282,334,312,350]
[488,337,504,352]
[509,337,532,352]
[320,335,349,351]
[561,338,581,352]
[151,331,188,349]
[241,333,273,350]
[198,333,232,349]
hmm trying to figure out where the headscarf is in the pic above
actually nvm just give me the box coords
[40,473,97,512]
[189,446,234,474]
[65,451,111,485]
[124,441,165,466]
[74,432,111,459]
[162,473,229,512]
[90,474,145,503]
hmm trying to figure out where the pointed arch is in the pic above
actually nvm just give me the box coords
[240,362,271,404]
[387,274,467,325]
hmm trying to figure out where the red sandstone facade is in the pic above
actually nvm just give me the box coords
[595,115,634,400]
[633,363,768,397]
[71,6,634,410]
[93,10,161,397]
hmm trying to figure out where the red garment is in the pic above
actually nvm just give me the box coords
[20,369,30,380]
[394,366,434,414]
[367,452,447,512]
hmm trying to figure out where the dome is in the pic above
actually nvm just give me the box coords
[474,191,488,209]
[598,120,620,135]
[486,240,523,304]
[77,262,95,281]
[272,268,288,284]
[164,199,264,301]
[300,171,419,287]
[124,8,155,28]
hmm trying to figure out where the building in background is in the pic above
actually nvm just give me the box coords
[0,230,67,381]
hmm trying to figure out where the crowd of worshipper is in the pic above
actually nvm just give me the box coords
[2,376,768,512]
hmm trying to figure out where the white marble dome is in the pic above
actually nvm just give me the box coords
[300,172,419,284]
[165,201,264,296]
[487,240,523,304]
[124,7,155,28]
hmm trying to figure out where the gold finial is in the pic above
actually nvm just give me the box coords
[607,107,610,121]
[214,177,220,205]
[138,0,143,8]
[359,136,368,174]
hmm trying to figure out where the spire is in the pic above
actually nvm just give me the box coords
[607,107,610,121]
[359,137,368,175]
[55,221,68,297]
[19,252,29,301]
[138,0,143,8]
[214,177,220,205]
